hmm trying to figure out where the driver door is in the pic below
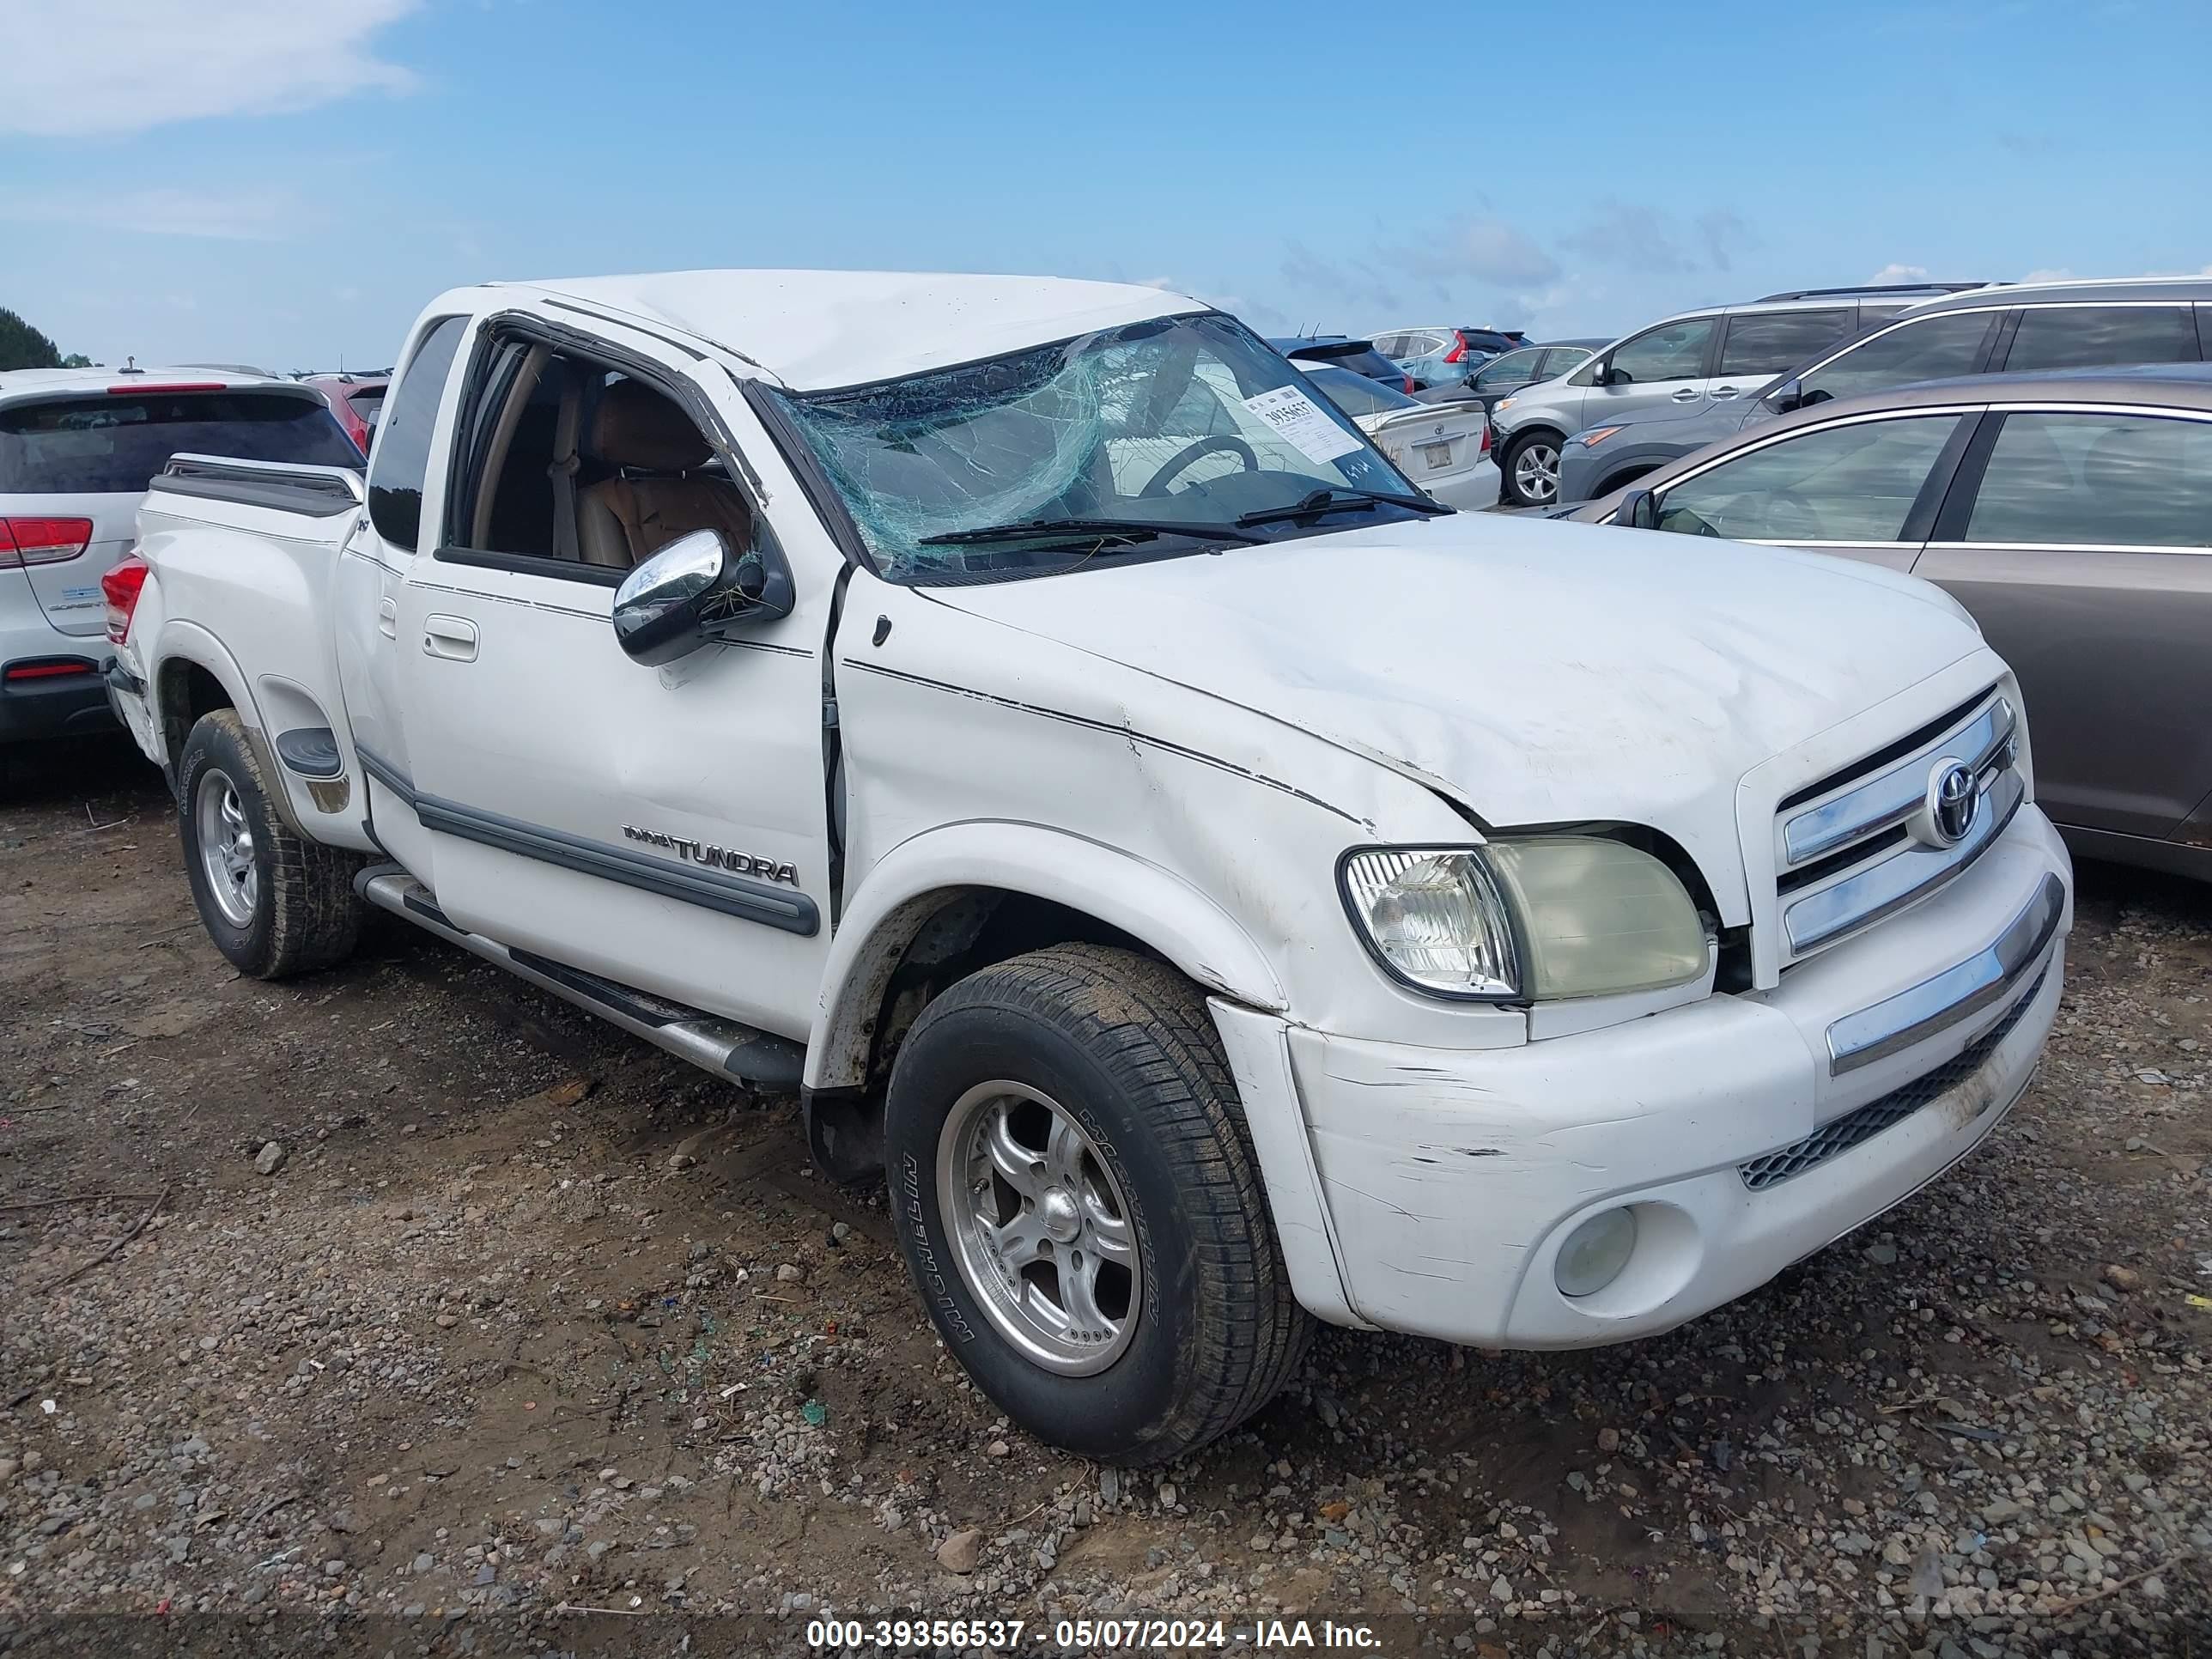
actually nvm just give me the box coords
[1587,316,1721,425]
[390,317,842,1039]
[1638,410,1977,572]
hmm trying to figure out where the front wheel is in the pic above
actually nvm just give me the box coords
[884,945,1310,1464]
[177,709,363,978]
[1503,429,1564,507]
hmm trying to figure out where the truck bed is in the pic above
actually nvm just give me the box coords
[115,455,379,852]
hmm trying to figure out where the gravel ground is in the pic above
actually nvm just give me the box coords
[3,743,2209,1658]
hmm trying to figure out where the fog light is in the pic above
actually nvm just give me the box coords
[1554,1207,1637,1298]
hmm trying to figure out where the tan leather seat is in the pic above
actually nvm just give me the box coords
[577,380,751,568]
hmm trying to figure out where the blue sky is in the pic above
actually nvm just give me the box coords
[8,0,2209,371]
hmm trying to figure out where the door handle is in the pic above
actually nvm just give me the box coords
[1709,386,1741,399]
[377,598,398,639]
[1670,388,1703,402]
[422,614,479,662]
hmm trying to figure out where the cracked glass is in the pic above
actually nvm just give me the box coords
[769,313,1425,581]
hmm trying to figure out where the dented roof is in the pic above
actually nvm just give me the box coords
[482,270,1204,391]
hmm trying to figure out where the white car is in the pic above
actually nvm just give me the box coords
[0,366,361,784]
[1294,362,1499,508]
[107,270,2069,1465]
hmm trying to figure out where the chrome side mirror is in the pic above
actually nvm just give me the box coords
[612,527,793,666]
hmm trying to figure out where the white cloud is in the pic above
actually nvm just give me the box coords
[1558,202,1751,276]
[1868,263,1929,283]
[0,185,308,240]
[7,0,419,137]
[2020,264,2212,284]
[1456,218,1561,289]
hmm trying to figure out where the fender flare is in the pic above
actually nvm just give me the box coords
[805,819,1289,1091]
[149,623,308,836]
[151,621,261,742]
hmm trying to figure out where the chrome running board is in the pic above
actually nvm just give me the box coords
[355,866,804,1091]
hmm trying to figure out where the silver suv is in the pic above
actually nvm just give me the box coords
[0,368,362,787]
[1488,283,1989,505]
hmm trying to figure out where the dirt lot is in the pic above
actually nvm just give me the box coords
[3,741,2209,1658]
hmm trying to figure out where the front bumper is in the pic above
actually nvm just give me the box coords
[1231,806,2070,1348]
[1554,440,1620,507]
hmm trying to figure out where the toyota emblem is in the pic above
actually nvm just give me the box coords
[1926,759,1978,847]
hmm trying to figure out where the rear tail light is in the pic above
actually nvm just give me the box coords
[0,516,95,567]
[3,659,95,682]
[1479,426,1492,453]
[1444,337,1466,365]
[101,556,150,645]
[1403,375,1417,394]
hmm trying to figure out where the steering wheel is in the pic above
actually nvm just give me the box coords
[1139,434,1260,498]
[1758,489,1826,541]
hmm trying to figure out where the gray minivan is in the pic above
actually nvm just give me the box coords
[1489,283,1991,505]
[1554,276,2212,505]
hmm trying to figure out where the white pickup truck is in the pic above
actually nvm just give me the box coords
[108,270,2072,1464]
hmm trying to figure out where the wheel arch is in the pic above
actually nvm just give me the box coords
[152,626,309,835]
[1506,421,1568,447]
[805,821,1288,1095]
[1594,461,1662,497]
[152,623,258,775]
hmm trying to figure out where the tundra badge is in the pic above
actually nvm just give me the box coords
[622,825,799,885]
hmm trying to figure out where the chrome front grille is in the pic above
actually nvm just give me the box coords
[1771,689,2022,965]
[1738,963,2046,1191]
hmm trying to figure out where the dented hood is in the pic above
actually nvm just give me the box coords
[932,515,1985,893]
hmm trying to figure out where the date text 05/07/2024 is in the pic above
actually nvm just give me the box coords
[804,1617,1388,1650]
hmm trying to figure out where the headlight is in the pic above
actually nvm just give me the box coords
[1339,850,1518,996]
[1494,397,1517,414]
[1577,425,1625,448]
[1340,838,1709,1002]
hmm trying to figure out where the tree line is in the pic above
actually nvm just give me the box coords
[1,307,94,372]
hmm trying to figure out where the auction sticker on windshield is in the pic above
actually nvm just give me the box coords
[1242,386,1364,464]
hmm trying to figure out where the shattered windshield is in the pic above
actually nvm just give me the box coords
[769,313,1431,581]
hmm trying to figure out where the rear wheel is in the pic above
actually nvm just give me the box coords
[1503,428,1564,507]
[884,945,1310,1464]
[177,709,362,978]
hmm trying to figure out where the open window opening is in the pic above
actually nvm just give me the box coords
[446,333,759,578]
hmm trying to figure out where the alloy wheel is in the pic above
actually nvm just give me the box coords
[937,1079,1141,1376]
[194,767,258,927]
[1514,441,1559,504]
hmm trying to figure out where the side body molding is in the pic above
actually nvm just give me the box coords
[806,819,1290,1091]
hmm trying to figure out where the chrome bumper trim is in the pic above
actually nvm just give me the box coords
[1825,870,2066,1076]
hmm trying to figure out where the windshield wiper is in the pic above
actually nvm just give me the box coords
[1234,487,1450,528]
[919,515,1264,548]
